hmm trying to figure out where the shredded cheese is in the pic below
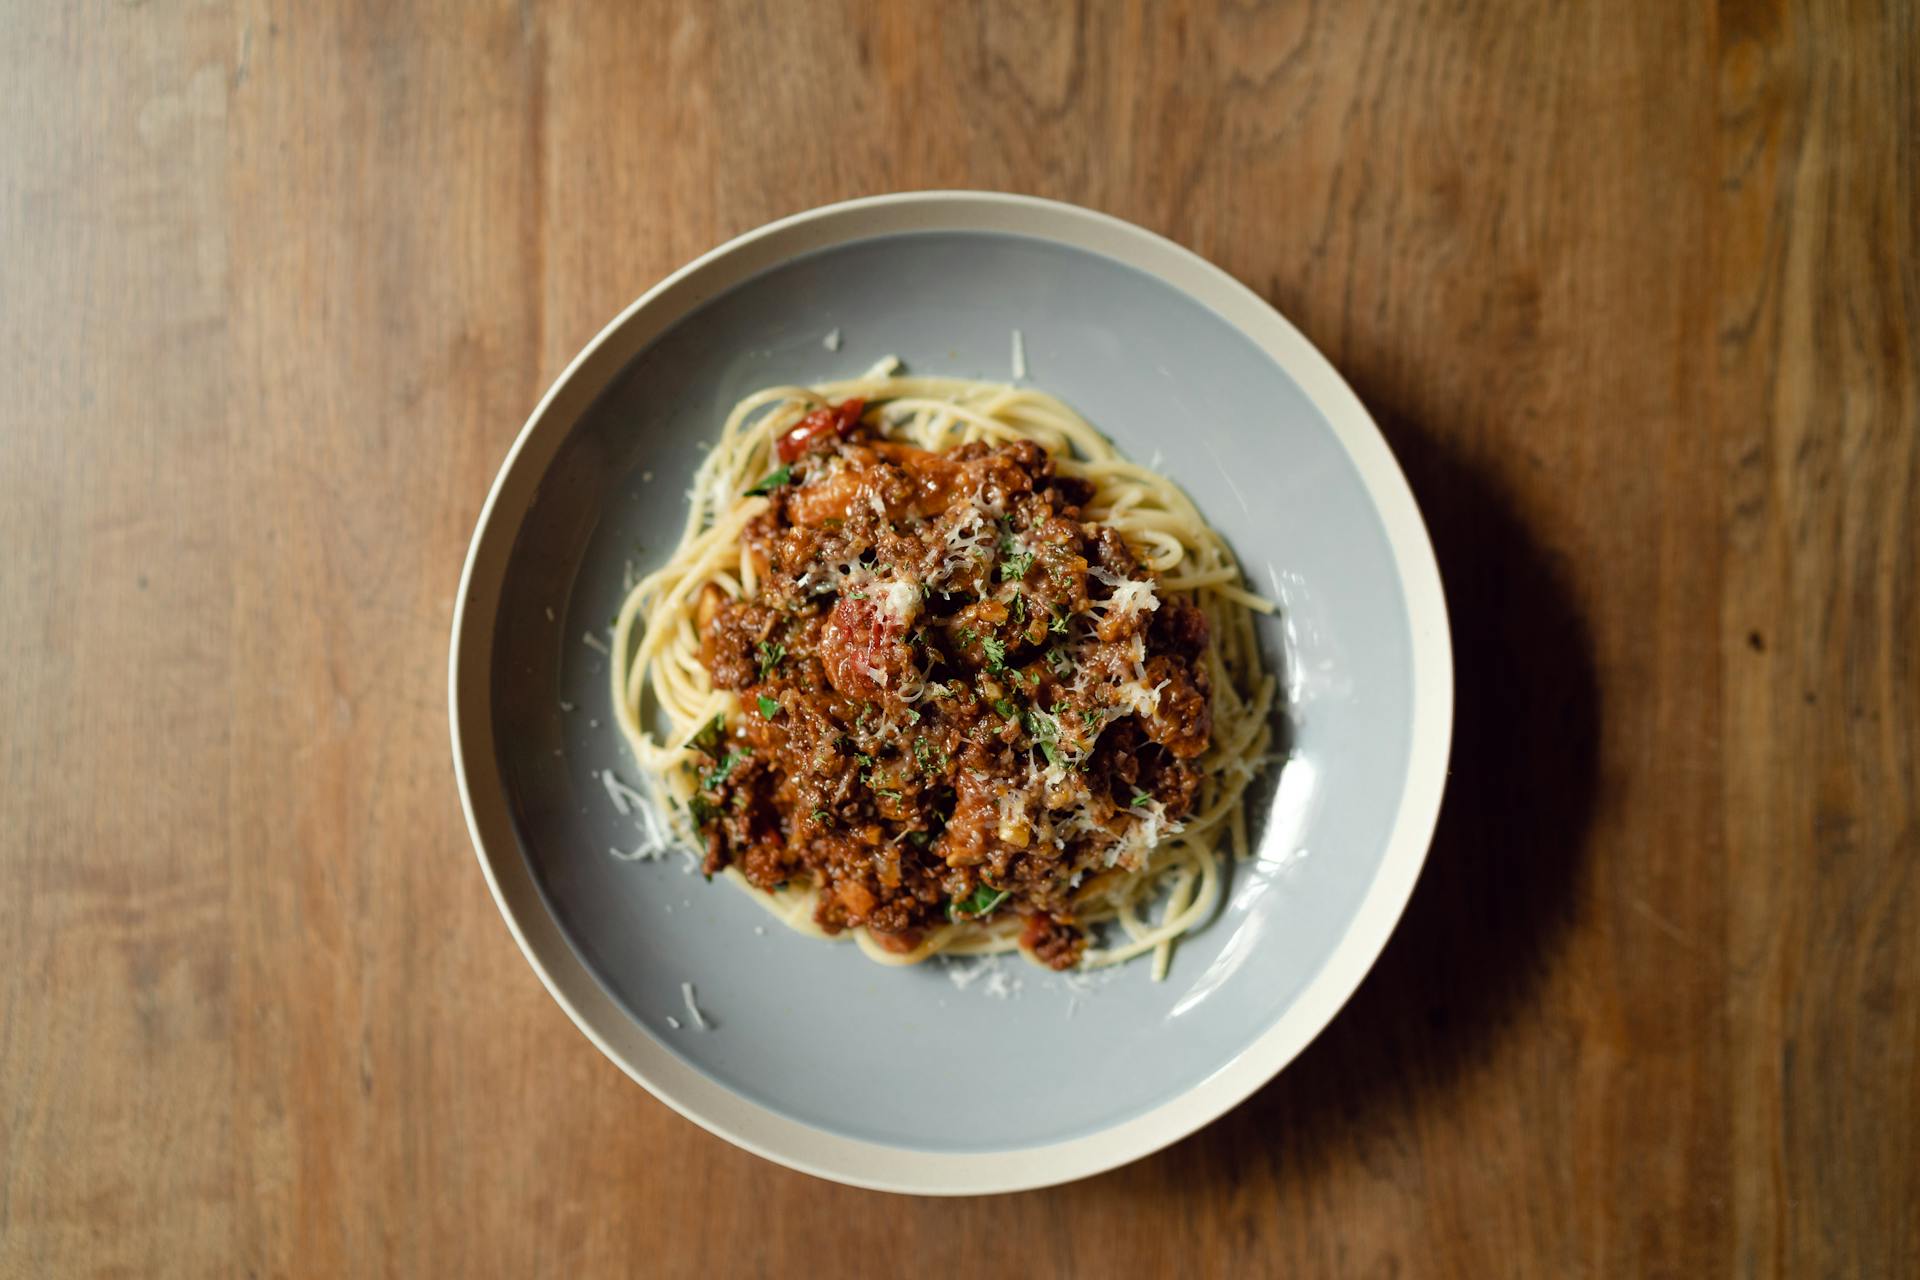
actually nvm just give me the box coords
[681,981,708,1029]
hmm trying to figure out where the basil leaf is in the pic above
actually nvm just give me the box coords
[688,713,726,756]
[744,465,792,496]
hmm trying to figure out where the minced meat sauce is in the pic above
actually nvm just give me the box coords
[686,399,1212,969]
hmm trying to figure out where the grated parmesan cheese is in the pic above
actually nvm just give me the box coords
[877,579,921,624]
[1089,565,1160,619]
[681,982,709,1029]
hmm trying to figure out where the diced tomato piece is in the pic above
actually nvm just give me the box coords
[819,593,910,700]
[776,398,866,463]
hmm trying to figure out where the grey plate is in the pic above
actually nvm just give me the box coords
[451,193,1451,1192]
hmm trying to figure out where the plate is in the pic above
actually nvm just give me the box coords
[449,192,1451,1193]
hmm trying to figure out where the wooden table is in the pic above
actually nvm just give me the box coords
[3,3,1914,1275]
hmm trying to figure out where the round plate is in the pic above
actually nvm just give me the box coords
[449,192,1451,1193]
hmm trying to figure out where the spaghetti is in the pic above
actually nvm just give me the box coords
[610,362,1277,980]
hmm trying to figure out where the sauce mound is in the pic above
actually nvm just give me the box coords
[685,403,1212,968]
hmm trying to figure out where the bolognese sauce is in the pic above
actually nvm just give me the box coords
[683,400,1212,969]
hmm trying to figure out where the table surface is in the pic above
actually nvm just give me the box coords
[3,2,1915,1275]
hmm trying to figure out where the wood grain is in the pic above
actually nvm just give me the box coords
[1,1,1914,1275]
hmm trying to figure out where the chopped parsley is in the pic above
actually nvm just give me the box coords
[904,707,922,724]
[700,747,752,791]
[948,884,1010,921]
[1046,647,1074,677]
[1023,705,1062,743]
[755,640,785,681]
[757,694,781,719]
[1049,611,1070,635]
[980,635,1007,671]
[1131,791,1153,808]
[745,465,792,496]
[912,736,948,774]
[1022,706,1069,770]
[993,697,1019,720]
[810,809,830,824]
[1009,592,1027,623]
[998,550,1035,581]
[688,795,717,828]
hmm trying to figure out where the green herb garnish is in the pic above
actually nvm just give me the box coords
[755,640,785,681]
[998,550,1035,582]
[688,796,717,828]
[980,635,1006,671]
[757,694,781,719]
[745,465,792,496]
[1131,791,1153,808]
[912,736,948,774]
[701,747,751,790]
[1049,611,1069,635]
[993,698,1018,720]
[948,884,1010,921]
[689,713,726,756]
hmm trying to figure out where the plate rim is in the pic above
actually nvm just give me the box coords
[448,190,1453,1195]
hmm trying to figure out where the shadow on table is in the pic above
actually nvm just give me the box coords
[1128,390,1601,1193]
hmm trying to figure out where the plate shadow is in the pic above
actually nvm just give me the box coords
[1102,389,1601,1195]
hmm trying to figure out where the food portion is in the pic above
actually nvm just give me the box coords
[686,402,1214,968]
[610,370,1277,979]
